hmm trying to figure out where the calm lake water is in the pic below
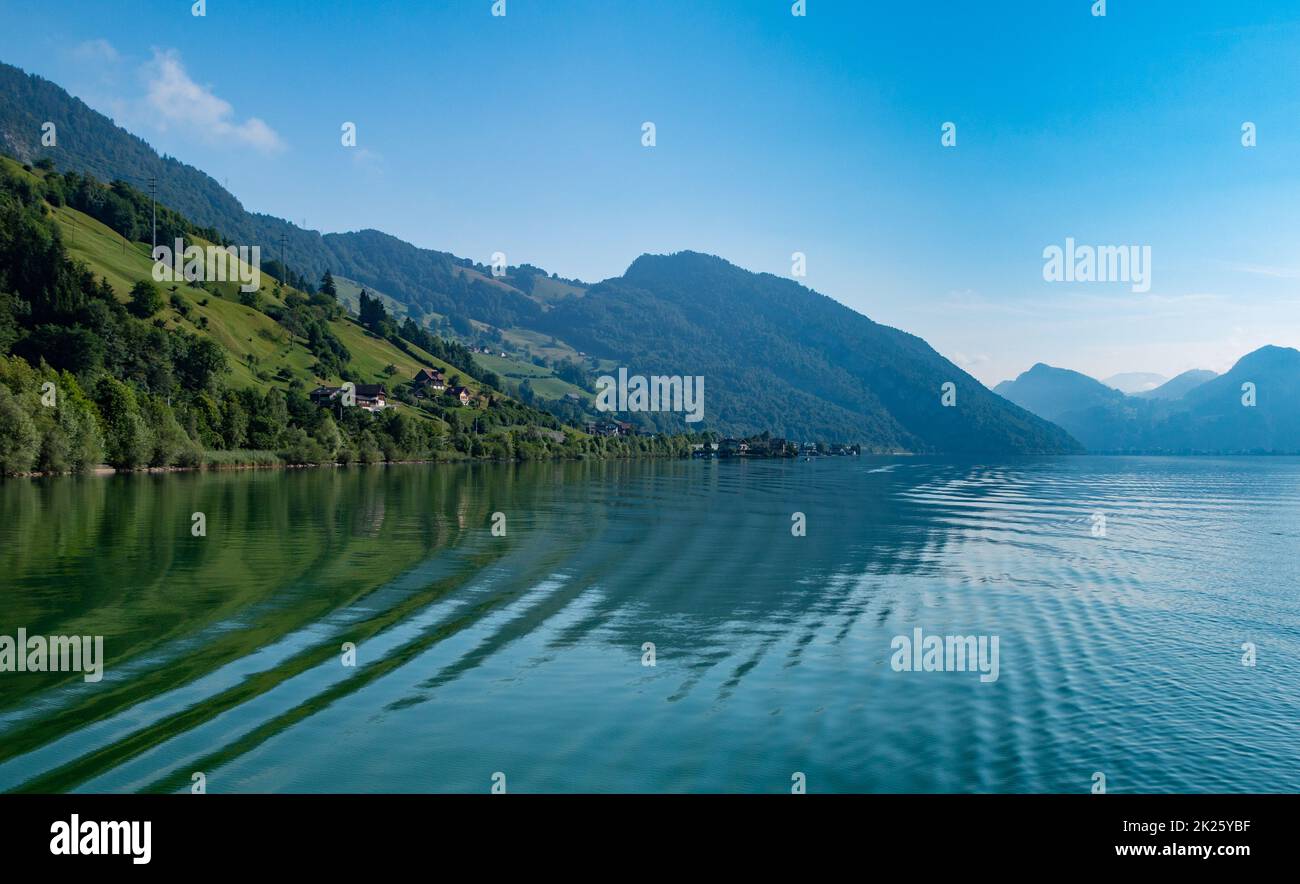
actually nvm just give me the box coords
[1,456,1298,793]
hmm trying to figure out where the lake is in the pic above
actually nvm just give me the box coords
[1,456,1298,793]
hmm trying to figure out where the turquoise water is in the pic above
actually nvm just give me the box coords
[1,457,1298,793]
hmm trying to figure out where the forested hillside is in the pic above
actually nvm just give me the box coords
[536,252,1082,451]
[0,156,694,475]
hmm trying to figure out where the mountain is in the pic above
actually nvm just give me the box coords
[1147,346,1300,452]
[0,59,1081,451]
[0,62,551,328]
[993,364,1124,423]
[997,349,1300,453]
[994,364,1138,451]
[1135,369,1217,400]
[1103,371,1167,394]
[534,252,1081,451]
[0,155,631,476]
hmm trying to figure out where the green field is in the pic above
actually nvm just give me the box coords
[333,276,413,323]
[499,325,587,364]
[474,352,589,402]
[8,159,491,408]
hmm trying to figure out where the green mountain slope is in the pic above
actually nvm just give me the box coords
[9,159,475,400]
[1,156,696,476]
[536,252,1082,452]
[0,62,558,328]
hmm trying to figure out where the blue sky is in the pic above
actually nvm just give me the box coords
[3,0,1299,385]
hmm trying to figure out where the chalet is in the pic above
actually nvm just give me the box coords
[309,384,390,412]
[354,384,389,412]
[310,385,341,406]
[412,367,446,392]
[584,420,630,437]
[449,386,474,406]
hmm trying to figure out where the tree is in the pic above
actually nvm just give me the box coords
[320,270,338,299]
[128,280,163,319]
[54,369,105,471]
[248,388,288,449]
[172,333,227,393]
[358,289,389,333]
[0,291,21,354]
[140,394,199,467]
[219,390,249,448]
[313,412,342,459]
[94,376,151,469]
[0,385,38,475]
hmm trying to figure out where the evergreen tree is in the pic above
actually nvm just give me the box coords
[358,289,387,331]
[127,280,163,319]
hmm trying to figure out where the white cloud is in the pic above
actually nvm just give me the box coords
[351,147,384,171]
[1222,262,1300,279]
[71,39,120,65]
[139,49,284,154]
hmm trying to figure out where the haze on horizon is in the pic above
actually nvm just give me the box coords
[2,0,1298,388]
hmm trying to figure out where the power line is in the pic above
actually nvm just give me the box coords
[147,176,157,252]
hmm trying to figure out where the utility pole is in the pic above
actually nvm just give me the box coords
[147,176,157,252]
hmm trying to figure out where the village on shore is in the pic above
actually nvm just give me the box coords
[306,367,863,459]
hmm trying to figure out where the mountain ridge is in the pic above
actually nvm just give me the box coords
[997,350,1300,453]
[0,59,1079,451]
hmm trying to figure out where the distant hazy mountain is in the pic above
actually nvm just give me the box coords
[1147,346,1300,452]
[1135,369,1217,401]
[1103,371,1167,394]
[1001,348,1300,453]
[993,364,1124,423]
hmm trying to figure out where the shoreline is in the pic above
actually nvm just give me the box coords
[11,450,1300,481]
[3,450,689,480]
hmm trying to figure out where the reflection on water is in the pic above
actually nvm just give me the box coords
[1,457,1298,793]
